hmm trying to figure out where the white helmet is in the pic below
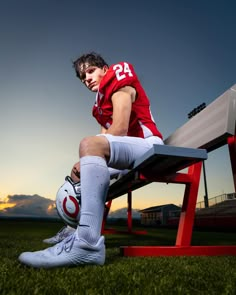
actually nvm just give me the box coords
[56,176,81,228]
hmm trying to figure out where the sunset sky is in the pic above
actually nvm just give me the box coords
[0,0,236,214]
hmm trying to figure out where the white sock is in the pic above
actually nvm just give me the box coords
[78,156,110,245]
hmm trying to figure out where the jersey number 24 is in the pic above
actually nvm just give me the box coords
[113,62,133,81]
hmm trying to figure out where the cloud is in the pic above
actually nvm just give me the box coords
[0,194,58,218]
[0,194,142,220]
[108,208,141,219]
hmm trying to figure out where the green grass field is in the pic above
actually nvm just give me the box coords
[1,219,236,295]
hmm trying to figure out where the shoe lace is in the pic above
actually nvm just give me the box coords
[57,226,68,238]
[54,226,72,242]
[56,233,76,255]
[47,227,63,243]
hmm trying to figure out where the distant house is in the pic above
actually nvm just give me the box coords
[140,204,181,226]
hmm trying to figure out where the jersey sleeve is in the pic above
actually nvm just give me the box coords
[100,62,138,97]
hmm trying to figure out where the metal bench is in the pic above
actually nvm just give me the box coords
[106,84,236,256]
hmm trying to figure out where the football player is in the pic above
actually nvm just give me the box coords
[18,52,163,268]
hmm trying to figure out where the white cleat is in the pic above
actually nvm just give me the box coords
[43,226,76,244]
[19,233,105,268]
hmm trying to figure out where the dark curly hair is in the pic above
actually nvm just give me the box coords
[73,52,109,81]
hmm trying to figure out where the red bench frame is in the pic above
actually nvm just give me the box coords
[103,134,236,256]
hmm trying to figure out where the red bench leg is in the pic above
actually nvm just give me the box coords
[228,135,236,192]
[127,191,132,233]
[121,160,236,256]
[176,162,202,246]
[101,200,112,234]
[102,190,147,235]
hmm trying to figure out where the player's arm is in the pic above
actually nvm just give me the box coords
[105,86,136,136]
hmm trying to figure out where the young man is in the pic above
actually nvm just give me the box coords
[18,52,163,268]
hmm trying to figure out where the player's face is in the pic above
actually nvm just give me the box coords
[81,64,108,92]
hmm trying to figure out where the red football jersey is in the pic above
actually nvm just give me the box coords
[92,62,163,139]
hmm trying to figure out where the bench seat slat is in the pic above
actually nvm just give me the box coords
[108,145,207,200]
[133,145,207,172]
